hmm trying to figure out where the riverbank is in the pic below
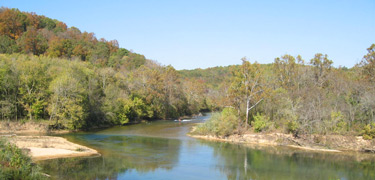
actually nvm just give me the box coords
[189,132,375,153]
[3,135,100,161]
[0,115,199,135]
[0,121,70,134]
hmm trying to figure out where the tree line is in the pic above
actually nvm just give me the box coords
[195,44,375,139]
[0,8,214,130]
[1,7,375,138]
[0,54,213,129]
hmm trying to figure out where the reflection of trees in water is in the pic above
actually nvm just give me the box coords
[38,156,127,180]
[38,135,181,180]
[200,141,375,180]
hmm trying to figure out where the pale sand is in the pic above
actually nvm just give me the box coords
[189,134,344,153]
[5,136,100,161]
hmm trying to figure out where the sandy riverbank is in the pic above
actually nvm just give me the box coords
[3,135,100,161]
[189,132,375,153]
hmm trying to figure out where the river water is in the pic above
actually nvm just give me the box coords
[38,114,375,180]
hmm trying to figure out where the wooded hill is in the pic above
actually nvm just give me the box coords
[0,7,145,69]
[0,8,213,130]
[193,50,375,139]
[1,7,375,139]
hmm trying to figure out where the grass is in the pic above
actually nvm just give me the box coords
[75,148,85,152]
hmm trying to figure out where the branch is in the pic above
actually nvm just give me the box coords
[247,98,263,111]
[249,90,263,99]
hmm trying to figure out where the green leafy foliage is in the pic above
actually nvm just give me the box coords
[193,46,375,137]
[325,111,347,134]
[116,97,153,124]
[362,124,375,140]
[0,35,17,53]
[1,7,375,138]
[0,53,201,130]
[194,108,238,137]
[286,120,299,134]
[31,100,47,119]
[0,138,46,180]
[0,8,210,130]
[252,113,271,132]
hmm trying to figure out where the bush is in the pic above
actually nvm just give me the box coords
[324,111,347,134]
[252,113,270,132]
[0,138,46,180]
[286,120,299,134]
[362,123,375,140]
[193,108,238,137]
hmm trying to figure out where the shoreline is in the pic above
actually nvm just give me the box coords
[188,132,375,154]
[3,135,100,161]
[0,121,70,135]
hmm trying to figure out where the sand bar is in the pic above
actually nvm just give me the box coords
[4,135,100,161]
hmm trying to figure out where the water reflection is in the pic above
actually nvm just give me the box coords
[37,115,375,180]
[199,140,375,180]
[39,135,181,180]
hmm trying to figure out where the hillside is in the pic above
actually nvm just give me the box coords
[0,7,146,70]
[179,66,235,89]
[1,7,375,140]
[0,8,215,131]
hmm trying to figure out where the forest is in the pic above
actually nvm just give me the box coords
[0,7,214,130]
[0,7,375,139]
[194,45,375,139]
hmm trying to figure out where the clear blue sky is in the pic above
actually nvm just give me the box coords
[1,0,374,70]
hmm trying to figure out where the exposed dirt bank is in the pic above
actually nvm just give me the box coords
[0,121,69,135]
[189,132,375,153]
[3,135,100,161]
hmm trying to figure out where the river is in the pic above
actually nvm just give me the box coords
[37,114,375,180]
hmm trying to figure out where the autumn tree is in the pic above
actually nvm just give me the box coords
[361,44,375,82]
[17,27,48,55]
[0,8,27,39]
[0,7,151,73]
[310,53,333,87]
[274,54,304,89]
[229,57,264,128]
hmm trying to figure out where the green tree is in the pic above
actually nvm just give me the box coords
[17,59,49,121]
[0,35,17,53]
[48,71,88,129]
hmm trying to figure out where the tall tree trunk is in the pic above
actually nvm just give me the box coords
[246,98,250,128]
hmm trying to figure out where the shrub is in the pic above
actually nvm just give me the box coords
[362,123,375,140]
[252,113,270,132]
[0,138,46,180]
[324,111,347,134]
[286,120,299,134]
[193,108,238,137]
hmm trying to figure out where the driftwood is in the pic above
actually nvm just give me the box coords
[363,148,375,153]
